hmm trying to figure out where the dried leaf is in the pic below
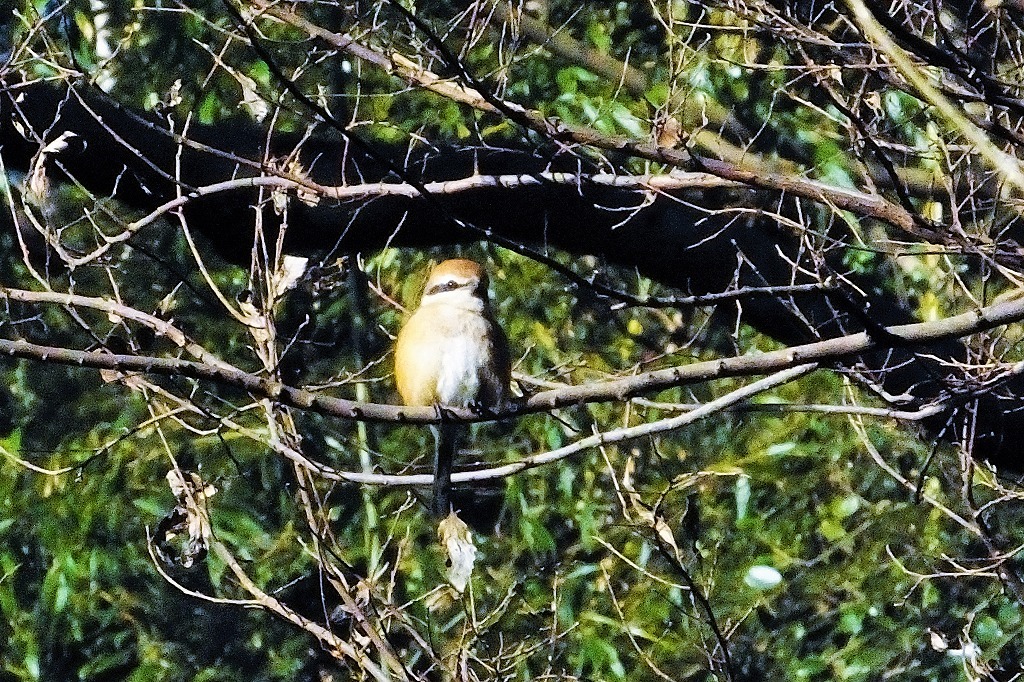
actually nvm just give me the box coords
[622,456,680,556]
[929,629,949,652]
[238,297,271,347]
[271,255,308,302]
[437,511,476,593]
[156,469,216,568]
[28,131,81,201]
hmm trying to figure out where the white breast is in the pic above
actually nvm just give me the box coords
[433,330,489,406]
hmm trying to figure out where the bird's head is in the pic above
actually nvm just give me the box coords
[419,259,490,310]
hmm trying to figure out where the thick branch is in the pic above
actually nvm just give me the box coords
[261,5,970,255]
[260,10,899,212]
[4,293,1024,422]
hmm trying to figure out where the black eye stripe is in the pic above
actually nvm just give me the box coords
[426,280,467,296]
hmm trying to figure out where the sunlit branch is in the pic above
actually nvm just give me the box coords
[5,291,1024,424]
[630,398,946,420]
[259,4,984,259]
[0,286,240,371]
[210,541,402,682]
[847,0,1024,194]
[492,3,650,95]
[420,363,818,486]
[849,415,980,536]
[146,484,404,679]
[38,170,739,258]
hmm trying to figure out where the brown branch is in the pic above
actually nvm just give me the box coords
[492,2,948,200]
[492,3,651,95]
[5,292,1024,425]
[95,169,741,224]
[0,286,238,370]
[210,542,404,682]
[256,4,1010,263]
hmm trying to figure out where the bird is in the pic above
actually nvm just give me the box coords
[394,259,511,518]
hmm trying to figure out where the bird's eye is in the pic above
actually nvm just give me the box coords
[427,280,463,295]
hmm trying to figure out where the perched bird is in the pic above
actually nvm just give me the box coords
[394,259,511,517]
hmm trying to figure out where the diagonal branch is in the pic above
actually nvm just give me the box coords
[259,4,1018,264]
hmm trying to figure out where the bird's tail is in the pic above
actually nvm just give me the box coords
[433,423,461,517]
